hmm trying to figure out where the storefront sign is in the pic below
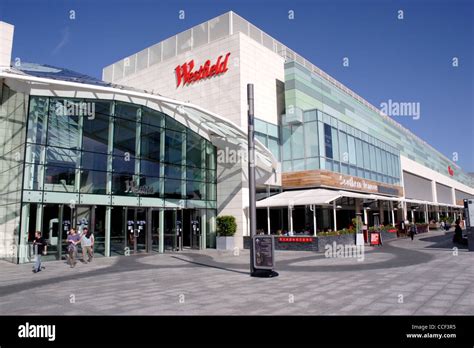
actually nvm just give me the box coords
[175,52,231,87]
[378,185,399,196]
[370,231,382,246]
[339,176,377,192]
[448,166,454,176]
[282,170,403,197]
[253,235,275,270]
[278,237,313,243]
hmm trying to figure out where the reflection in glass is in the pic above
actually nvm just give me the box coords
[82,113,109,153]
[80,170,107,194]
[44,166,76,191]
[164,178,183,199]
[164,129,183,165]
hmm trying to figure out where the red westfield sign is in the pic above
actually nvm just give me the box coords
[175,52,231,87]
[448,166,454,176]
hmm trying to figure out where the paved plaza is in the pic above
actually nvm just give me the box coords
[0,229,472,315]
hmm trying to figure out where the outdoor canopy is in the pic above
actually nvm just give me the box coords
[255,188,403,208]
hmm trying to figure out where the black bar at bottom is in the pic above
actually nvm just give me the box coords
[0,315,473,346]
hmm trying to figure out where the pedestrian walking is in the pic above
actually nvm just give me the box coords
[32,231,47,273]
[409,223,417,241]
[67,228,80,268]
[80,227,94,263]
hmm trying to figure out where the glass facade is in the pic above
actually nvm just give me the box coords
[284,60,474,187]
[254,118,280,161]
[282,109,401,185]
[24,97,217,201]
[2,93,218,263]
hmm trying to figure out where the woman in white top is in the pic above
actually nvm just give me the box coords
[80,227,94,263]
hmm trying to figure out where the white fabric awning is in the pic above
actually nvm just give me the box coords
[257,189,463,209]
[256,189,341,208]
[256,188,401,208]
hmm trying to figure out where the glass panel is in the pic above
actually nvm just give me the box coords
[186,181,204,200]
[149,43,161,66]
[162,36,176,60]
[232,12,248,35]
[331,127,339,161]
[369,144,377,171]
[281,126,292,161]
[27,97,48,144]
[48,101,80,149]
[164,178,183,199]
[267,123,279,138]
[80,170,107,194]
[255,119,267,133]
[187,166,205,182]
[177,29,192,55]
[267,137,280,160]
[209,13,229,41]
[376,147,383,173]
[115,102,138,121]
[325,159,333,171]
[81,151,108,171]
[347,135,356,165]
[113,118,136,156]
[303,110,317,122]
[46,147,79,168]
[164,164,182,180]
[249,24,262,42]
[341,163,349,175]
[136,48,148,71]
[141,124,161,160]
[82,113,109,153]
[112,173,136,196]
[140,159,160,177]
[304,121,318,157]
[139,176,161,197]
[112,155,136,174]
[306,157,319,170]
[355,139,363,168]
[255,133,267,147]
[292,159,305,171]
[187,132,203,168]
[292,125,304,159]
[25,144,43,164]
[44,166,76,191]
[141,108,163,127]
[123,54,136,77]
[166,117,186,132]
[363,141,370,169]
[192,23,208,48]
[164,129,183,165]
[207,182,216,201]
[339,131,348,164]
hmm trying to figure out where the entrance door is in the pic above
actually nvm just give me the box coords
[182,209,201,249]
[125,207,148,253]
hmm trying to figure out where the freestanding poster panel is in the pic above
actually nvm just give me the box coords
[252,235,275,270]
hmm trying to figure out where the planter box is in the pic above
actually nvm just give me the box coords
[216,236,235,250]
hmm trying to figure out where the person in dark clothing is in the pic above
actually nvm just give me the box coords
[32,231,47,273]
[409,224,417,241]
[452,219,465,244]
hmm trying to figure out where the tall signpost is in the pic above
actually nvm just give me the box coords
[247,84,257,276]
[247,84,278,277]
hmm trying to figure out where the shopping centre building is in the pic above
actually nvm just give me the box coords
[1,11,473,263]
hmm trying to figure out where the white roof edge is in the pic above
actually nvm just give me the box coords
[0,69,277,170]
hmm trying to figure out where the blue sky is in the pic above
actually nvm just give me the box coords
[1,0,473,172]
